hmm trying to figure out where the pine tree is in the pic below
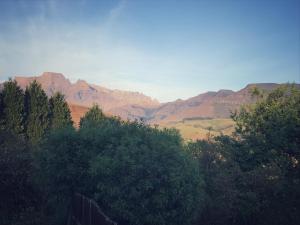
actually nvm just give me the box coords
[0,91,4,129]
[0,79,25,134]
[49,92,73,129]
[25,80,49,144]
[79,105,105,128]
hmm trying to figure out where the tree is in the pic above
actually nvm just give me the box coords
[232,85,300,168]
[189,85,300,225]
[0,130,43,225]
[49,93,73,130]
[230,84,300,225]
[42,108,205,225]
[0,79,25,134]
[88,122,204,225]
[187,139,245,225]
[25,80,49,144]
[79,104,105,128]
[0,90,4,129]
[36,127,90,225]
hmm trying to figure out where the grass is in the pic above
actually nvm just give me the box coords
[161,118,235,140]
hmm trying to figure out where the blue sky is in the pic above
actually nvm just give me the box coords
[0,0,299,102]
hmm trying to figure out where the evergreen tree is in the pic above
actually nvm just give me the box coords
[79,104,105,128]
[0,79,25,134]
[49,93,73,130]
[0,91,4,129]
[25,81,49,144]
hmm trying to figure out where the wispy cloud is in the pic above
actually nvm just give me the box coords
[0,0,203,101]
[107,0,127,24]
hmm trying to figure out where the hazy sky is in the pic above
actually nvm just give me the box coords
[0,0,299,102]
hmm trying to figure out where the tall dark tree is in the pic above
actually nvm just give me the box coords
[191,85,300,225]
[25,80,49,144]
[49,93,73,130]
[230,85,300,225]
[0,90,4,129]
[36,127,89,225]
[0,79,25,134]
[0,130,43,225]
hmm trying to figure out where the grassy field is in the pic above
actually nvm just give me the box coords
[161,118,235,140]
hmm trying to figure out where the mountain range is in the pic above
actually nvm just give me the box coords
[2,72,296,131]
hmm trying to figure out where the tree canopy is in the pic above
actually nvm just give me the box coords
[79,104,106,128]
[38,108,204,225]
[0,79,25,134]
[49,92,73,129]
[25,81,50,144]
[189,85,300,225]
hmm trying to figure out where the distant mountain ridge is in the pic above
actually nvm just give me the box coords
[147,83,280,124]
[14,72,160,110]
[5,72,298,125]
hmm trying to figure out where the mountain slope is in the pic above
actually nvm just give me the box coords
[146,83,285,124]
[14,72,160,112]
[9,72,298,127]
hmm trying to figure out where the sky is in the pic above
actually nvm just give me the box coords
[0,0,299,102]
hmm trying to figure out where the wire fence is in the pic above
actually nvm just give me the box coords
[67,193,117,225]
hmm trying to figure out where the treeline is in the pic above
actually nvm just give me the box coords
[0,79,73,143]
[0,79,73,224]
[0,80,299,225]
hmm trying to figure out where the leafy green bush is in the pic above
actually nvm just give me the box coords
[86,122,204,225]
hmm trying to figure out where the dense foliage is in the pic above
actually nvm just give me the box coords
[0,79,25,134]
[188,85,300,225]
[24,81,50,144]
[37,105,204,225]
[0,79,74,224]
[0,81,299,225]
[0,131,43,225]
[85,117,203,225]
[79,104,106,128]
[49,93,73,129]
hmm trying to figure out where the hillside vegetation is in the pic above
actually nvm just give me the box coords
[162,118,235,140]
[0,80,299,225]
